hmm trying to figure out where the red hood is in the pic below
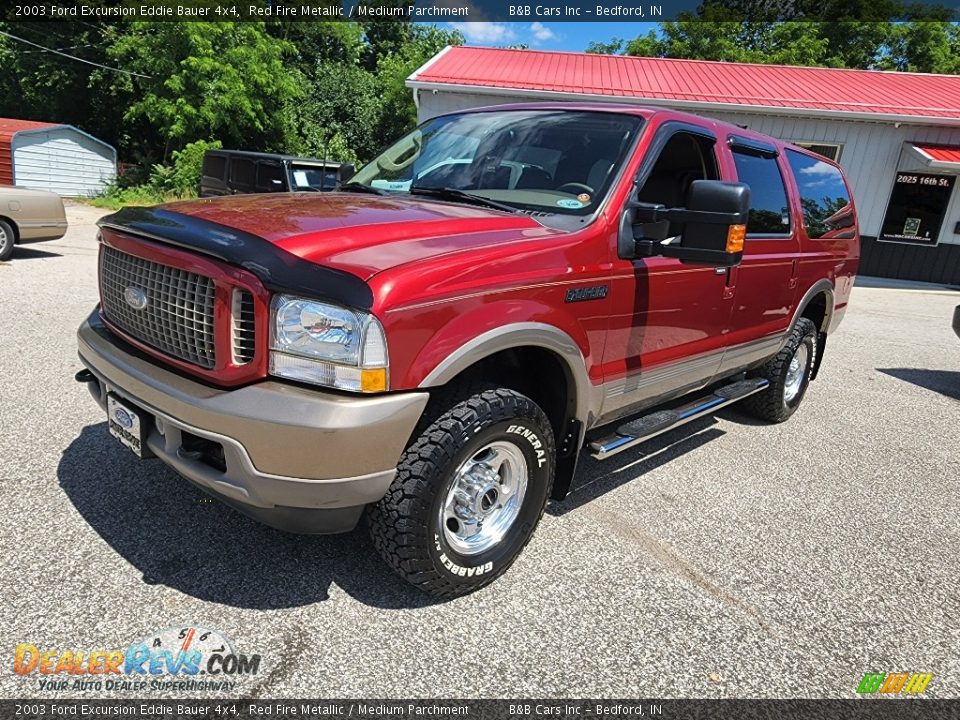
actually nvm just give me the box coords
[164,193,556,279]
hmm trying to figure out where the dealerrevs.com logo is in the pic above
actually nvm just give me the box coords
[13,626,261,692]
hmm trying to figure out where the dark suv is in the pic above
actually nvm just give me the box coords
[200,150,348,197]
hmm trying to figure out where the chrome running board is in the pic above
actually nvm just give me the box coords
[589,378,769,460]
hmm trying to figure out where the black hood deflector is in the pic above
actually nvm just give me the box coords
[98,206,374,311]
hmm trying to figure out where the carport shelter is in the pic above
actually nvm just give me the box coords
[0,118,116,197]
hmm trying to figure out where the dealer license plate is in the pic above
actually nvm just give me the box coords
[107,394,147,458]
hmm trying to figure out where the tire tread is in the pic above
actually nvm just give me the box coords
[743,317,818,423]
[368,386,554,598]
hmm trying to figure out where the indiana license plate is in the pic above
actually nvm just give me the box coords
[107,394,147,458]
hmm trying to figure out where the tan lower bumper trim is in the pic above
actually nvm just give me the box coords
[77,310,429,512]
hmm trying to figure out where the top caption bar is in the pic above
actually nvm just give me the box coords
[5,0,959,22]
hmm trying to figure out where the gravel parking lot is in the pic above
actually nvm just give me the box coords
[1,201,958,699]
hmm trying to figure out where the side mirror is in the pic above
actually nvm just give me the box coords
[627,180,751,266]
[337,164,356,183]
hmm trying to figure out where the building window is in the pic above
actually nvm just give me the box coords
[794,142,842,162]
[880,172,956,244]
[732,149,792,236]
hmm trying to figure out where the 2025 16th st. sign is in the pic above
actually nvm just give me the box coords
[880,172,956,244]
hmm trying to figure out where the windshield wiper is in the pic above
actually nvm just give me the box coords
[408,186,518,214]
[337,181,387,196]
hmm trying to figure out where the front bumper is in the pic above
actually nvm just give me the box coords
[77,310,429,533]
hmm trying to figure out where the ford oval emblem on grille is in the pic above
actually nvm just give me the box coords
[124,286,148,310]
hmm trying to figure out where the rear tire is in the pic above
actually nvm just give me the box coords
[0,220,15,261]
[742,318,818,423]
[368,387,555,598]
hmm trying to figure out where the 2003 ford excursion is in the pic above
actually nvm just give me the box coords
[76,104,859,596]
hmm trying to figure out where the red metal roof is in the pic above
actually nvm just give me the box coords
[411,47,960,123]
[0,118,63,186]
[913,143,960,163]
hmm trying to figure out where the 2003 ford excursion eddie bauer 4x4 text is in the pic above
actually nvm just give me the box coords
[76,104,859,597]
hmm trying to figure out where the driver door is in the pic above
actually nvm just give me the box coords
[600,123,736,421]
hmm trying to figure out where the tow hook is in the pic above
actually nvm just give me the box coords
[75,368,102,403]
[75,368,96,384]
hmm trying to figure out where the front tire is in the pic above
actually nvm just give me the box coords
[0,219,15,261]
[368,388,555,598]
[743,317,818,423]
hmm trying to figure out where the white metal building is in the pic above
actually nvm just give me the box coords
[408,47,960,285]
[0,118,116,197]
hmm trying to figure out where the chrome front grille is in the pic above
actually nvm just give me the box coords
[231,289,256,364]
[100,246,217,369]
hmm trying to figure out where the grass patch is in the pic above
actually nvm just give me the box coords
[88,140,220,209]
[86,186,189,211]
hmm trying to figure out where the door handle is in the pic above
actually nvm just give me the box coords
[719,265,737,300]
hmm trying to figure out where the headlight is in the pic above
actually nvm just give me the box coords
[269,295,388,393]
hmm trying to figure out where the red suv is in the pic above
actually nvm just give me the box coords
[77,104,859,596]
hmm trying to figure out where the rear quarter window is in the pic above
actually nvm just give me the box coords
[732,149,792,235]
[229,158,256,189]
[256,161,285,191]
[786,150,852,239]
[202,154,226,180]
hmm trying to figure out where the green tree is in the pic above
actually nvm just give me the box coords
[624,22,840,66]
[267,21,366,68]
[106,22,298,159]
[360,17,417,71]
[624,31,661,57]
[371,25,463,150]
[884,21,960,74]
[586,37,626,54]
[602,0,955,71]
[289,62,381,162]
[0,22,128,148]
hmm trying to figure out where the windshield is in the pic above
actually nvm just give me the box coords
[290,164,338,191]
[350,110,643,219]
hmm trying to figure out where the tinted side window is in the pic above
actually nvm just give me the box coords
[229,159,255,189]
[203,154,226,179]
[256,161,284,191]
[732,150,791,235]
[786,150,851,239]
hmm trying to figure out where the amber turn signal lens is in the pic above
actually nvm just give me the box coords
[726,224,746,253]
[360,368,388,393]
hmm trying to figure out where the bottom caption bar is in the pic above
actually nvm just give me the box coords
[5,699,960,719]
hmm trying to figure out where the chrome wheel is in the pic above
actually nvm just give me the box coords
[440,440,528,556]
[784,343,809,404]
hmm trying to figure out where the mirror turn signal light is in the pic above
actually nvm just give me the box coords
[726,224,746,253]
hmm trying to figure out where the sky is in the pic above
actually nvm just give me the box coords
[440,21,661,52]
